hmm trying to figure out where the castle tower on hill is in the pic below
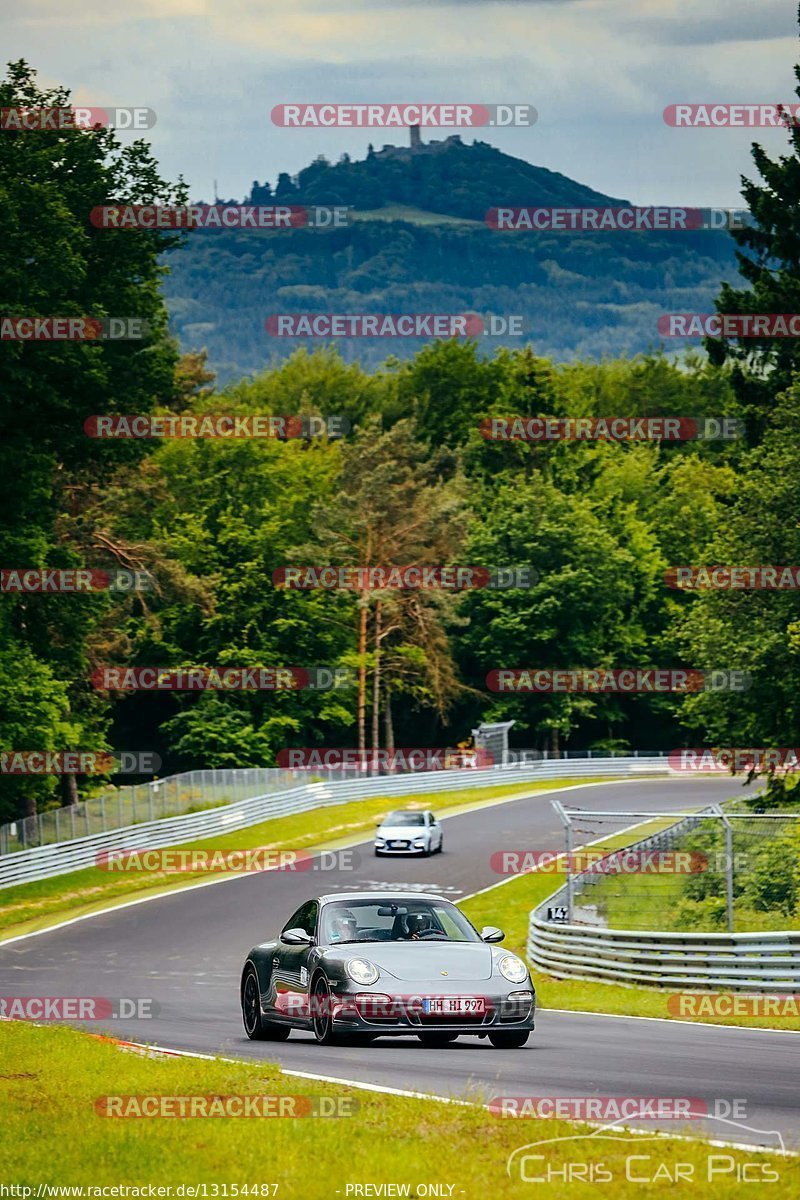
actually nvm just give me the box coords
[410,124,422,150]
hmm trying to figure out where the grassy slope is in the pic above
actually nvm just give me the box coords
[460,828,800,1032]
[0,778,606,941]
[1,1022,792,1197]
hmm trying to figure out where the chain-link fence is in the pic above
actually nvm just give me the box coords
[0,749,670,856]
[0,767,319,855]
[550,802,800,934]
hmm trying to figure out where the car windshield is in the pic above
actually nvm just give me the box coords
[320,899,481,944]
[383,812,426,826]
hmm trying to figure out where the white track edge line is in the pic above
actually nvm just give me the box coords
[104,1037,797,1157]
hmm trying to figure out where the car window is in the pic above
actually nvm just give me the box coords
[282,901,317,937]
[384,811,426,826]
[320,899,480,944]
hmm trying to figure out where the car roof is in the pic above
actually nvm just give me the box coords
[318,891,452,905]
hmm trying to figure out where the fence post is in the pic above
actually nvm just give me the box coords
[149,784,155,822]
[101,793,107,832]
[553,800,573,922]
[713,805,735,934]
[724,818,734,934]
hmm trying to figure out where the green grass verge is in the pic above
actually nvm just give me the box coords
[352,203,482,227]
[460,823,800,1032]
[0,777,610,942]
[1,1022,791,1196]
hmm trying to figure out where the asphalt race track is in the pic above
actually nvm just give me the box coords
[1,778,798,1152]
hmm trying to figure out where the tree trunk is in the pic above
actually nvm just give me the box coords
[371,599,382,774]
[384,684,395,772]
[357,596,368,762]
[550,726,560,757]
[60,771,79,807]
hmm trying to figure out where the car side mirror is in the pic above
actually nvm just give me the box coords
[281,928,314,946]
[481,926,505,943]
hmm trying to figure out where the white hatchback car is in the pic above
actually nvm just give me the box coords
[374,809,443,857]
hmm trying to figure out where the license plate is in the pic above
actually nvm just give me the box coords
[390,841,408,848]
[422,997,485,1014]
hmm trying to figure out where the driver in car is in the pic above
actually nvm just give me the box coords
[329,912,359,943]
[405,912,435,940]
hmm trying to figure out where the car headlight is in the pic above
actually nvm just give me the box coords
[375,836,386,844]
[498,955,529,984]
[345,958,380,985]
[413,838,426,847]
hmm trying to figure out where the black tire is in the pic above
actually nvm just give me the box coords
[311,974,340,1045]
[437,837,444,854]
[242,966,291,1041]
[488,1030,530,1049]
[417,1032,458,1047]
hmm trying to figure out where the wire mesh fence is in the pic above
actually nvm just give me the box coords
[0,767,315,855]
[549,803,800,934]
[0,749,670,857]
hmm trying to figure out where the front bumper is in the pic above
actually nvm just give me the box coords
[328,986,536,1035]
[374,842,428,855]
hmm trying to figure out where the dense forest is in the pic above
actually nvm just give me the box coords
[2,57,800,825]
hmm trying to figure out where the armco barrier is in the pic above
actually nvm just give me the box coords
[527,919,800,991]
[527,811,800,992]
[0,756,671,890]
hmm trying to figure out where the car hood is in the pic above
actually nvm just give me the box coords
[333,942,495,982]
[376,825,428,838]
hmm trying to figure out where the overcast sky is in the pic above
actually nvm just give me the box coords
[8,0,799,206]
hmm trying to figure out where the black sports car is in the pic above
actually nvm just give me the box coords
[240,891,535,1047]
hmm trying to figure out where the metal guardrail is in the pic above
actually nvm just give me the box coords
[527,810,800,992]
[0,755,672,890]
[0,749,666,856]
[527,920,800,991]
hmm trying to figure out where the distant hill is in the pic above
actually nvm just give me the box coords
[162,136,741,381]
[247,134,629,220]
